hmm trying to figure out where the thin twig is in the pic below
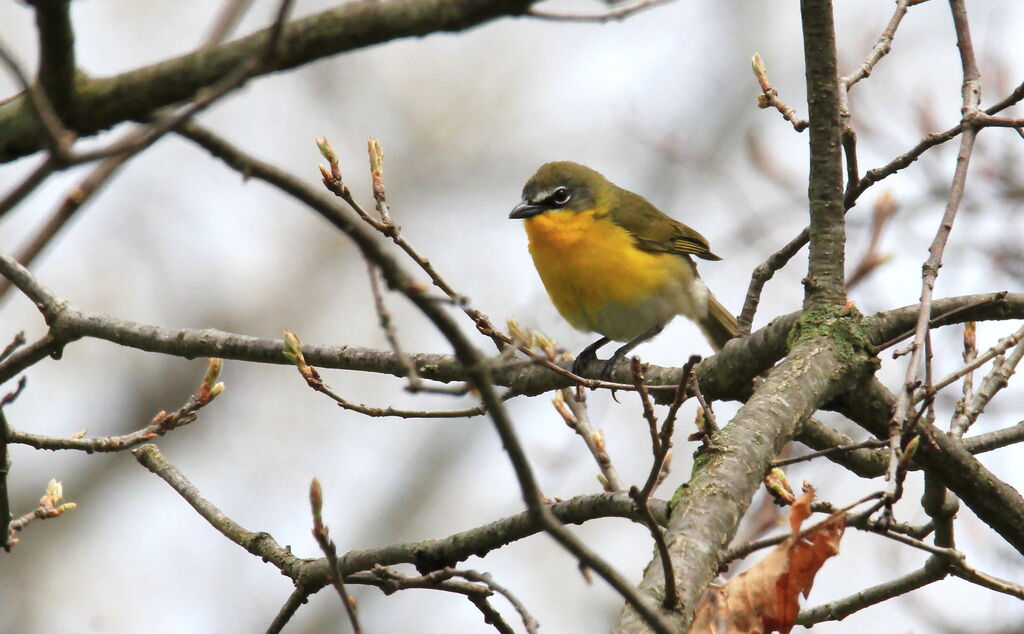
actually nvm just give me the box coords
[309,479,362,634]
[203,0,257,48]
[8,358,224,452]
[841,0,910,90]
[364,259,422,390]
[0,408,9,549]
[846,191,897,289]
[885,0,982,506]
[373,566,539,634]
[5,477,76,549]
[627,358,694,610]
[132,444,296,570]
[283,329,494,419]
[527,0,674,23]
[950,335,1024,436]
[751,53,809,132]
[688,368,717,434]
[265,586,310,634]
[0,154,132,301]
[631,357,660,451]
[737,75,1024,336]
[554,389,624,492]
[0,156,58,220]
[797,564,945,625]
[950,321,977,434]
[771,438,888,468]
[0,332,25,363]
[336,397,487,419]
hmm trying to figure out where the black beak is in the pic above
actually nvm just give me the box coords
[508,201,545,219]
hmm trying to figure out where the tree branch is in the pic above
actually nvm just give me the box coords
[0,0,538,163]
[28,0,76,118]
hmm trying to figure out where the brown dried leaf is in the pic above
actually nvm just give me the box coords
[689,500,846,634]
[789,486,814,535]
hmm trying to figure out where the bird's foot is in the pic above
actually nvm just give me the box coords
[598,349,629,382]
[598,357,621,382]
[572,337,612,377]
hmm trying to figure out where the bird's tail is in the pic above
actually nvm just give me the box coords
[700,293,738,351]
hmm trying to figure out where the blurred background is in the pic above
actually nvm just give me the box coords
[1,0,1022,631]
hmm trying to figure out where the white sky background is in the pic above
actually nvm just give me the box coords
[1,0,1023,632]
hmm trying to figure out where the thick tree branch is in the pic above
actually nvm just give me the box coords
[834,379,1024,555]
[800,0,846,308]
[3,245,1022,403]
[133,441,670,613]
[28,0,76,118]
[0,0,537,163]
[614,336,875,632]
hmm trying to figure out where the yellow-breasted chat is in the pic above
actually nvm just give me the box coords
[509,161,737,379]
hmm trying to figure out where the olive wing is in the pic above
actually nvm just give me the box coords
[609,189,722,261]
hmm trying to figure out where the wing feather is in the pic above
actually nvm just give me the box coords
[608,188,722,261]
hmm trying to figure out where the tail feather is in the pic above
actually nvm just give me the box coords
[700,293,738,351]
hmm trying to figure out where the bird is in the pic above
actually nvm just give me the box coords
[509,161,737,379]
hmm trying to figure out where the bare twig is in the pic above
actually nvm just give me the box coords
[265,586,310,634]
[8,358,224,452]
[950,321,977,433]
[950,335,1024,436]
[885,0,982,506]
[631,358,660,451]
[841,0,910,90]
[336,397,487,419]
[554,389,624,492]
[626,357,698,611]
[688,367,717,434]
[663,355,701,433]
[0,154,132,301]
[0,408,10,550]
[0,156,58,220]
[771,438,887,469]
[364,260,422,389]
[282,329,492,418]
[0,333,25,364]
[751,53,809,132]
[309,479,362,634]
[373,566,539,634]
[132,444,296,570]
[738,73,1024,337]
[846,191,897,289]
[5,477,76,550]
[203,0,257,48]
[797,563,945,625]
[527,0,674,23]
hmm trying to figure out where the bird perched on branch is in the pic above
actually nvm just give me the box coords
[509,161,736,379]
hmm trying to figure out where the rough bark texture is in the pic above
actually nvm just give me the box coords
[800,0,847,309]
[612,333,874,632]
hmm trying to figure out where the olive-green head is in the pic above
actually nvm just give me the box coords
[509,161,611,219]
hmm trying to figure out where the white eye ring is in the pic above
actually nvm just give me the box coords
[551,188,571,205]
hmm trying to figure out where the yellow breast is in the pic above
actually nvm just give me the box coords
[524,210,693,340]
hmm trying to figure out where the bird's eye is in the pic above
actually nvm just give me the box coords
[551,188,571,205]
